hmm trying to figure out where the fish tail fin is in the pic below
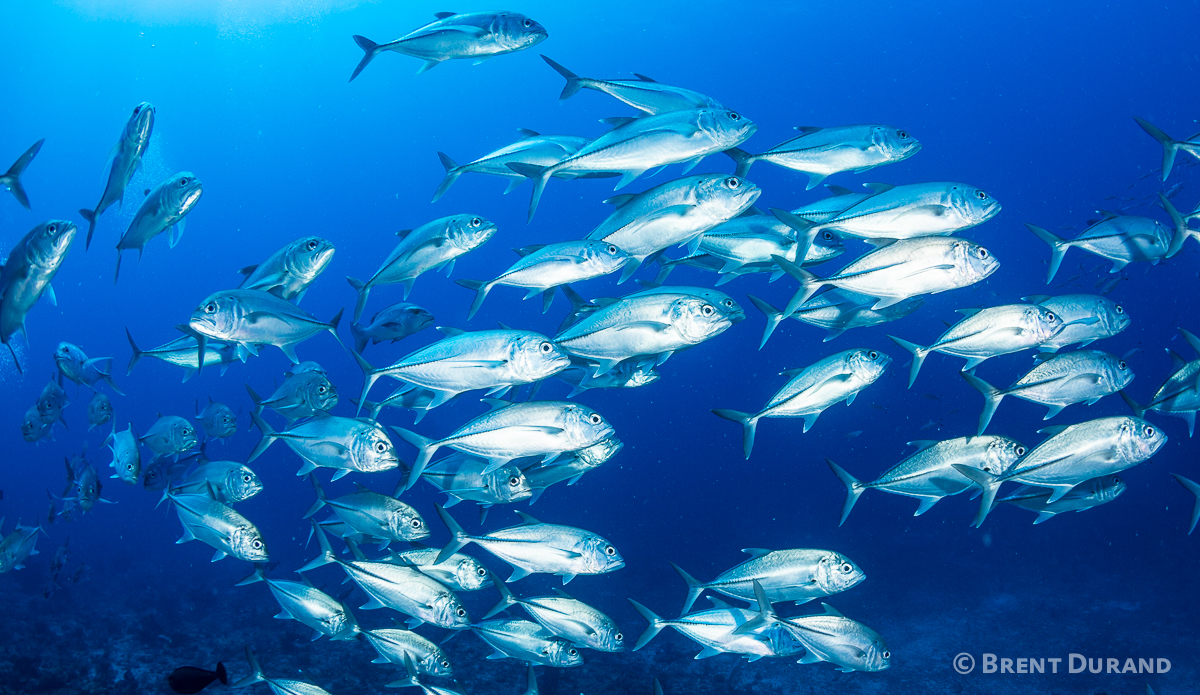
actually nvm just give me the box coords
[627,599,666,651]
[1118,389,1146,418]
[1133,116,1180,181]
[770,208,820,268]
[1160,192,1188,258]
[351,350,382,417]
[723,147,754,178]
[951,464,1001,528]
[826,458,866,527]
[303,474,328,519]
[350,321,369,354]
[731,580,778,636]
[78,208,97,251]
[961,371,1004,435]
[540,54,584,100]
[651,256,675,286]
[1171,474,1200,535]
[390,426,436,490]
[506,162,551,223]
[215,662,227,685]
[482,573,519,619]
[124,327,143,376]
[347,276,369,322]
[349,35,381,81]
[667,561,704,615]
[455,278,491,319]
[247,410,278,463]
[745,293,785,350]
[298,520,338,572]
[232,647,266,688]
[235,563,267,587]
[888,334,929,389]
[710,408,759,459]
[3,139,42,209]
[431,152,460,203]
[433,504,470,564]
[772,254,823,317]
[1025,223,1072,283]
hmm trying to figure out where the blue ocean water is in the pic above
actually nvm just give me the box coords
[1,1,1198,693]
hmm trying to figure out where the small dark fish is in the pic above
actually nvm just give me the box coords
[869,403,886,411]
[1099,276,1122,295]
[70,562,87,583]
[1164,182,1184,200]
[1121,348,1142,360]
[1102,195,1117,200]
[168,663,227,694]
[922,393,941,401]
[844,430,863,440]
[919,419,939,431]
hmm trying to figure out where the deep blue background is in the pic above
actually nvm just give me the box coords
[1,1,1198,693]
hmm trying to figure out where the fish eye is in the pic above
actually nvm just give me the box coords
[604,545,616,556]
[822,231,834,240]
[1113,476,1121,483]
[607,244,618,254]
[841,563,853,573]
[725,176,741,189]
[1115,305,1124,314]
[722,299,733,308]
[540,342,553,353]
[242,474,253,482]
[456,607,466,617]
[252,540,263,549]
[977,248,989,259]
[1144,426,1155,437]
[615,632,624,642]
[375,442,387,453]
[701,304,714,316]
[523,18,532,27]
[1046,312,1056,322]
[318,385,327,393]
[728,112,741,121]
[46,223,57,234]
[898,130,909,139]
[470,217,482,226]
[1118,361,1127,370]
[568,649,578,657]
[883,651,891,659]
[476,567,487,576]
[975,190,988,200]
[179,177,189,186]
[133,106,141,114]
[307,239,318,251]
[1016,446,1026,456]
[508,476,520,486]
[204,302,218,314]
[868,351,878,360]
[410,519,422,528]
[441,660,449,668]
[589,413,602,425]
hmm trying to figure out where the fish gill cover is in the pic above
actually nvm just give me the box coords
[0,1,1198,694]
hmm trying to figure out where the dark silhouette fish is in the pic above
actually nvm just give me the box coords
[168,663,227,694]
[0,139,44,209]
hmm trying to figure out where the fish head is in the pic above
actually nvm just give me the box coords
[294,372,339,413]
[203,403,237,438]
[387,504,430,541]
[846,348,891,383]
[189,292,241,339]
[807,229,846,263]
[697,174,762,219]
[418,647,454,678]
[397,304,436,333]
[621,362,661,388]
[115,453,140,482]
[322,607,358,642]
[596,619,626,652]
[700,108,757,148]
[449,554,493,591]
[21,405,44,441]
[352,420,400,473]
[1095,297,1131,335]
[1101,353,1136,392]
[669,296,736,343]
[859,633,892,671]
[562,404,617,449]
[954,240,1000,283]
[948,184,1002,227]
[1026,305,1066,342]
[124,102,156,145]
[1096,474,1128,502]
[169,418,198,452]
[492,12,549,49]
[446,214,498,252]
[581,240,632,275]
[37,380,67,419]
[510,334,571,381]
[1117,417,1167,463]
[872,125,921,162]
[487,465,533,503]
[27,220,77,271]
[574,437,624,468]
[53,342,86,376]
[547,640,584,668]
[577,533,624,574]
[815,551,867,594]
[230,524,269,563]
[226,466,263,503]
[164,172,204,216]
[88,393,113,424]
[986,437,1028,474]
[432,591,471,629]
[285,236,337,284]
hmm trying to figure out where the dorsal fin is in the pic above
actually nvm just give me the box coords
[862,182,895,194]
[741,548,772,558]
[515,128,540,138]
[437,326,466,337]
[395,229,413,239]
[906,440,939,452]
[1038,425,1070,437]
[433,12,456,19]
[821,603,845,618]
[706,596,734,609]
[603,194,637,208]
[794,126,824,134]
[513,511,542,526]
[1168,348,1187,370]
[824,184,855,196]
[482,398,512,411]
[633,73,658,83]
[513,244,545,257]
[599,116,638,128]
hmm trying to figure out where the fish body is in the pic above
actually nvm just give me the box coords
[487,583,624,652]
[713,349,891,458]
[828,436,1025,524]
[694,212,839,277]
[139,415,197,462]
[21,404,54,442]
[64,454,104,513]
[432,131,593,202]
[628,598,801,660]
[1123,328,1200,436]
[792,181,999,240]
[997,474,1126,523]
[1133,116,1200,181]
[125,329,238,381]
[305,478,428,544]
[36,378,69,426]
[671,548,865,614]
[0,220,77,370]
[775,606,891,672]
[106,423,143,484]
[238,236,335,302]
[349,11,548,80]
[0,523,43,573]
[54,342,123,394]
[359,627,454,676]
[236,566,358,640]
[522,438,624,503]
[470,619,584,667]
[420,453,533,508]
[249,412,399,480]
[79,102,155,249]
[351,302,434,353]
[196,399,237,441]
[248,371,338,421]
[387,547,493,592]
[727,125,921,188]
[541,55,722,114]
[1022,294,1130,351]
[555,360,660,398]
[188,289,342,364]
[114,172,203,282]
[171,461,263,504]
[168,490,269,563]
[749,290,923,348]
[231,648,331,695]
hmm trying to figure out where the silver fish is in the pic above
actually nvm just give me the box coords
[964,350,1134,433]
[0,522,43,573]
[169,459,263,505]
[0,220,76,372]
[726,125,921,188]
[688,209,835,282]
[487,583,624,652]
[357,626,453,676]
[749,290,924,348]
[305,477,428,544]
[238,236,335,302]
[432,129,597,203]
[1027,194,1186,282]
[889,303,1068,387]
[670,548,865,614]
[351,302,434,353]
[54,342,123,394]
[21,404,54,443]
[387,547,493,592]
[87,392,113,431]
[139,415,197,463]
[956,416,1167,527]
[541,55,723,114]
[1121,328,1200,436]
[106,423,143,484]
[113,172,203,283]
[778,236,999,315]
[247,371,338,421]
[436,506,624,584]
[995,474,1126,524]
[456,241,630,318]
[712,349,891,458]
[349,11,547,80]
[0,139,43,209]
[791,181,999,241]
[187,289,343,364]
[167,490,269,563]
[125,329,237,382]
[36,378,69,426]
[522,438,624,504]
[249,411,399,480]
[236,566,358,641]
[789,184,873,222]
[62,454,109,514]
[829,436,1026,525]
[1133,116,1200,181]
[347,214,496,321]
[469,619,584,667]
[79,102,154,249]
[359,384,443,424]
[196,398,237,442]
[586,174,761,281]
[512,107,756,221]
[555,361,660,398]
[232,647,332,695]
[418,453,533,509]
[629,597,802,661]
[393,399,615,485]
[1022,294,1130,351]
